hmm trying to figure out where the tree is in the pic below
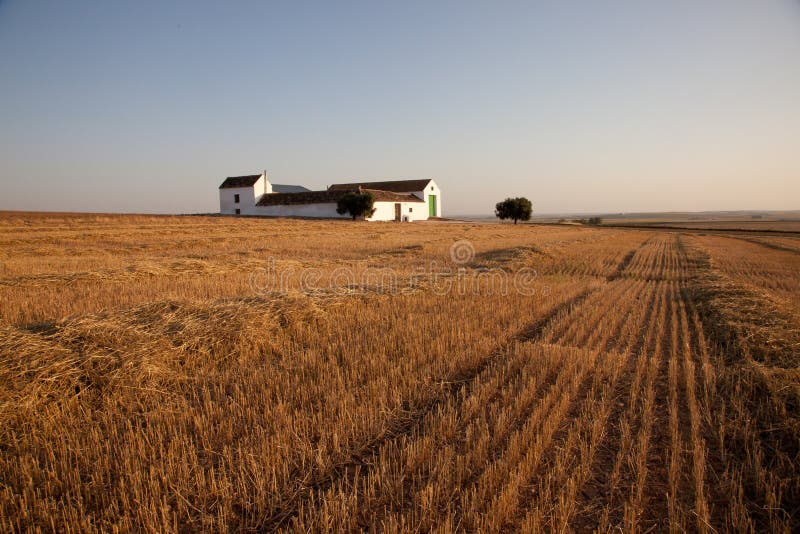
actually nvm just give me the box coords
[495,197,532,224]
[336,191,376,221]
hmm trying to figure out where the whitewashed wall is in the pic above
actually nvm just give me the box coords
[219,175,267,215]
[251,201,425,221]
[257,173,270,195]
[411,180,442,218]
[254,203,346,218]
[219,187,256,215]
[369,201,426,221]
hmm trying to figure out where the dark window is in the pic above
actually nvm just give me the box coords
[430,186,434,191]
[235,208,240,215]
[234,194,240,203]
[409,207,413,212]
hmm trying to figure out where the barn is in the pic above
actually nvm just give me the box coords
[219,171,441,221]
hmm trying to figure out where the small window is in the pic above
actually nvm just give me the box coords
[430,186,434,191]
[235,208,241,215]
[409,207,413,213]
[234,194,240,203]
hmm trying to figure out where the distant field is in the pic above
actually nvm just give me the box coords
[1,213,799,532]
[604,218,800,232]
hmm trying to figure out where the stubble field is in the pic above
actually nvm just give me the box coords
[1,212,799,532]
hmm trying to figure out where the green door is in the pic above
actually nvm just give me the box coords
[428,195,437,217]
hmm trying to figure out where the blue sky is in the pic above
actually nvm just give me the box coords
[1,1,799,215]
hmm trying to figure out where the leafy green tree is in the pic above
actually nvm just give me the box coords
[495,197,532,224]
[336,191,376,221]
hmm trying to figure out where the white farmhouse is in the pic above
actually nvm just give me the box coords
[219,171,442,221]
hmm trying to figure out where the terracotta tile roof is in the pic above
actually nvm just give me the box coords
[328,179,432,193]
[219,175,261,189]
[257,190,347,206]
[363,189,424,202]
[256,188,424,206]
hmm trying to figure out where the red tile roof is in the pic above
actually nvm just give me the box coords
[328,179,432,193]
[219,175,261,189]
[256,188,424,206]
[257,189,345,206]
[365,189,425,202]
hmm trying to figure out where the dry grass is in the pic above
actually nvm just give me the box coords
[1,213,798,532]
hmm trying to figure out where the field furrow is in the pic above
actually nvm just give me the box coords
[471,347,608,532]
[568,281,661,529]
[265,281,605,531]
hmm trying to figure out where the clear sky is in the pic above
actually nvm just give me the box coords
[1,1,799,215]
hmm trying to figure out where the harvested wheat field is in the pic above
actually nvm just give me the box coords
[1,212,799,532]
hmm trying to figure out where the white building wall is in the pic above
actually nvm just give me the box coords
[219,187,256,215]
[250,201,426,221]
[219,174,267,215]
[254,203,346,218]
[404,202,425,221]
[369,201,426,221]
[411,179,442,218]
[257,173,270,196]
